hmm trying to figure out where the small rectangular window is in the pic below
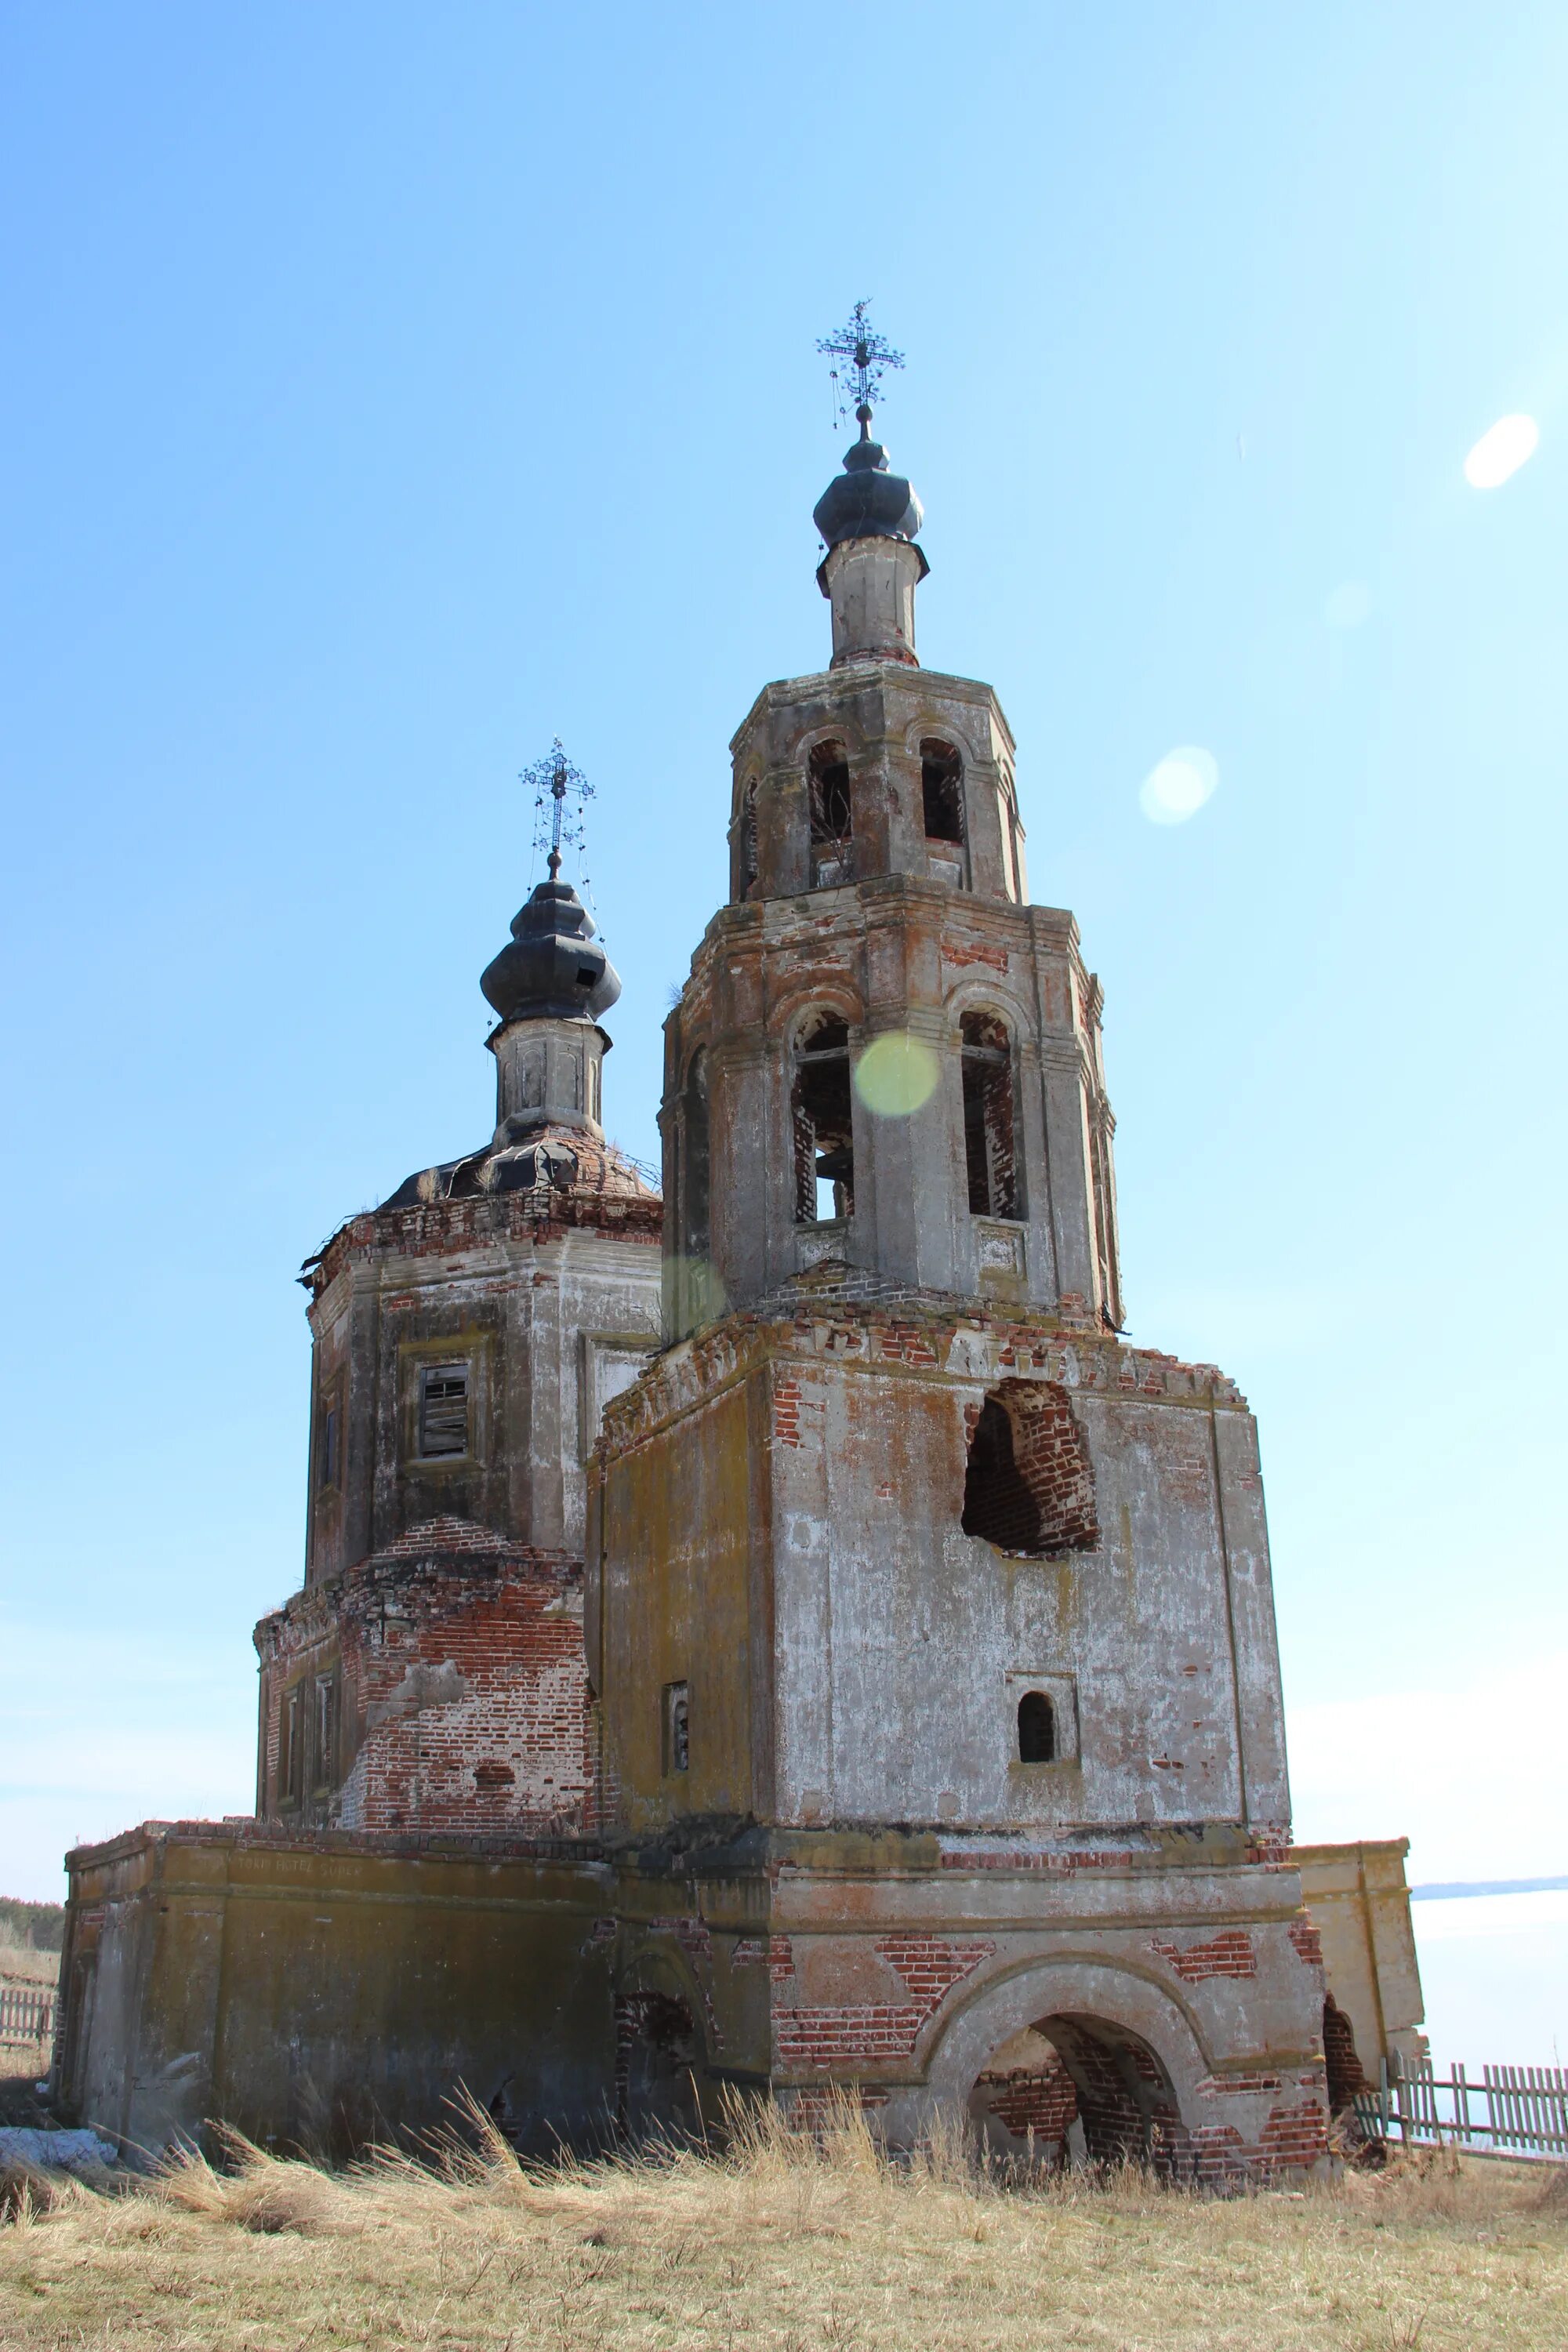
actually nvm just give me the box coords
[418,1363,470,1459]
[662,1680,690,1776]
[314,1675,337,1788]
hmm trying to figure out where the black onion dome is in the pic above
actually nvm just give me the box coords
[812,412,924,551]
[480,876,622,1025]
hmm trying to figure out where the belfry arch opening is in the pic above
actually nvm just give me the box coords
[961,1378,1098,1557]
[960,1011,1018,1219]
[921,738,965,845]
[808,740,852,883]
[968,2013,1185,2174]
[793,1012,855,1224]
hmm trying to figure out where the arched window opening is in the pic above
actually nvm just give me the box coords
[960,1012,1018,1218]
[792,1013,855,1223]
[615,1989,702,2142]
[808,741,852,884]
[682,1051,710,1263]
[961,1380,1099,1557]
[1017,1690,1056,1763]
[921,738,965,844]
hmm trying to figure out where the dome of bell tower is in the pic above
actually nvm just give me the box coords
[479,873,622,1025]
[812,408,924,551]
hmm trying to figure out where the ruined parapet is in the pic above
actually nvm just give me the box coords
[254,1516,601,1836]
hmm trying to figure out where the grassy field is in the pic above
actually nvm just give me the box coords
[2,2096,1565,2352]
[0,1946,58,1987]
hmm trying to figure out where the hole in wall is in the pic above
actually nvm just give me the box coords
[961,1381,1098,1557]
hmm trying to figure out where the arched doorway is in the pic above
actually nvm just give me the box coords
[615,1987,702,2143]
[969,2009,1188,2173]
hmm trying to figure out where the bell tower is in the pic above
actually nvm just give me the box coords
[594,315,1288,1842]
[661,369,1120,1341]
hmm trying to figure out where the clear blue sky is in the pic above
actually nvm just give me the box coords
[3,4,1565,1901]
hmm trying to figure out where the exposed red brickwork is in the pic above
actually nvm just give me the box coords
[732,1934,794,1980]
[944,941,1010,975]
[977,2053,1078,2142]
[772,1376,804,1448]
[874,1320,941,1367]
[962,1378,1098,1556]
[1288,1916,1324,1969]
[256,1519,597,1837]
[307,1172,660,1302]
[875,1936,994,2006]
[1149,1929,1257,1983]
[772,1937,993,2071]
[960,1013,1018,1219]
[1322,1994,1369,2112]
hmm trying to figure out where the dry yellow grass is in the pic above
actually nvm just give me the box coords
[0,1949,58,1988]
[2,2096,1565,2350]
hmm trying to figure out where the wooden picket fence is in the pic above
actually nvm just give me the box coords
[1354,2058,1568,2162]
[0,1983,56,2046]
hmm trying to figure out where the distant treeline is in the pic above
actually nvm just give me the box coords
[0,1897,66,1951]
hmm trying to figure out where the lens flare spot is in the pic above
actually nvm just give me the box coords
[1139,746,1218,826]
[854,1032,941,1116]
[1324,581,1371,629]
[1464,414,1539,489]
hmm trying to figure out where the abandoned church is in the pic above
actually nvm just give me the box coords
[52,355,1425,2179]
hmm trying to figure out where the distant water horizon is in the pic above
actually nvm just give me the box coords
[1410,1875,1568,1902]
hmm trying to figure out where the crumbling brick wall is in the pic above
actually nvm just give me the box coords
[960,1377,1098,1555]
[256,1517,598,1836]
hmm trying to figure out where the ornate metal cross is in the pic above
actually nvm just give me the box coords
[817,299,905,430]
[521,739,594,883]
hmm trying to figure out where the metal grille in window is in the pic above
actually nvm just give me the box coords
[419,1365,470,1458]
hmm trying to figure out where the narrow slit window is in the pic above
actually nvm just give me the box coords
[663,1680,690,1775]
[1018,1691,1056,1763]
[314,1675,337,1788]
[960,1012,1018,1218]
[793,1014,855,1223]
[418,1363,470,1459]
[921,739,965,844]
[739,779,759,897]
[682,1051,710,1261]
[318,1402,339,1490]
[283,1687,303,1803]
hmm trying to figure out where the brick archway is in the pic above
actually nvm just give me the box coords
[613,1944,710,2145]
[970,2012,1185,2172]
[920,1955,1329,2183]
